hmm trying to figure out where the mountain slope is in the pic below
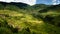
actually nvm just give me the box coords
[32,4,49,11]
[0,2,60,34]
[0,2,30,9]
[37,4,60,27]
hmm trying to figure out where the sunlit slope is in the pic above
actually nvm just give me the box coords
[31,5,60,34]
[0,9,60,34]
[0,3,60,34]
[0,10,43,31]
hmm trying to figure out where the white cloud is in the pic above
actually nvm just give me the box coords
[52,0,60,5]
[53,2,57,5]
[0,0,36,5]
[52,0,57,5]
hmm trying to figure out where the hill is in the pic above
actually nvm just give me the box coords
[38,4,60,26]
[0,2,30,9]
[0,2,60,34]
[32,4,49,11]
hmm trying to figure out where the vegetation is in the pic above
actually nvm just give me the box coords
[0,2,60,34]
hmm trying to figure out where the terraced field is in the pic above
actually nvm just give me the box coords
[0,9,60,34]
[0,2,60,34]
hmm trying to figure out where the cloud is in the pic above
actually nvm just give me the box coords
[53,2,57,5]
[52,0,57,5]
[0,0,36,5]
[11,0,36,5]
[52,0,60,5]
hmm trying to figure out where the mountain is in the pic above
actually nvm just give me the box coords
[39,4,60,13]
[37,4,60,27]
[0,2,60,34]
[32,4,49,11]
[0,2,30,9]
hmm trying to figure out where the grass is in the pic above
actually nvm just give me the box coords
[0,5,60,34]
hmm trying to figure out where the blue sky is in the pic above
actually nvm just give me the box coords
[36,0,60,5]
[36,0,53,5]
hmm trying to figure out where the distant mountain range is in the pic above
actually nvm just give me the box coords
[0,2,30,9]
[39,4,60,13]
[0,2,49,10]
[0,1,60,10]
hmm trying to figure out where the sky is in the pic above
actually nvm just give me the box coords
[0,0,60,5]
[36,0,60,5]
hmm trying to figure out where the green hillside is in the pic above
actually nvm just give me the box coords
[0,2,60,34]
[38,4,60,26]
